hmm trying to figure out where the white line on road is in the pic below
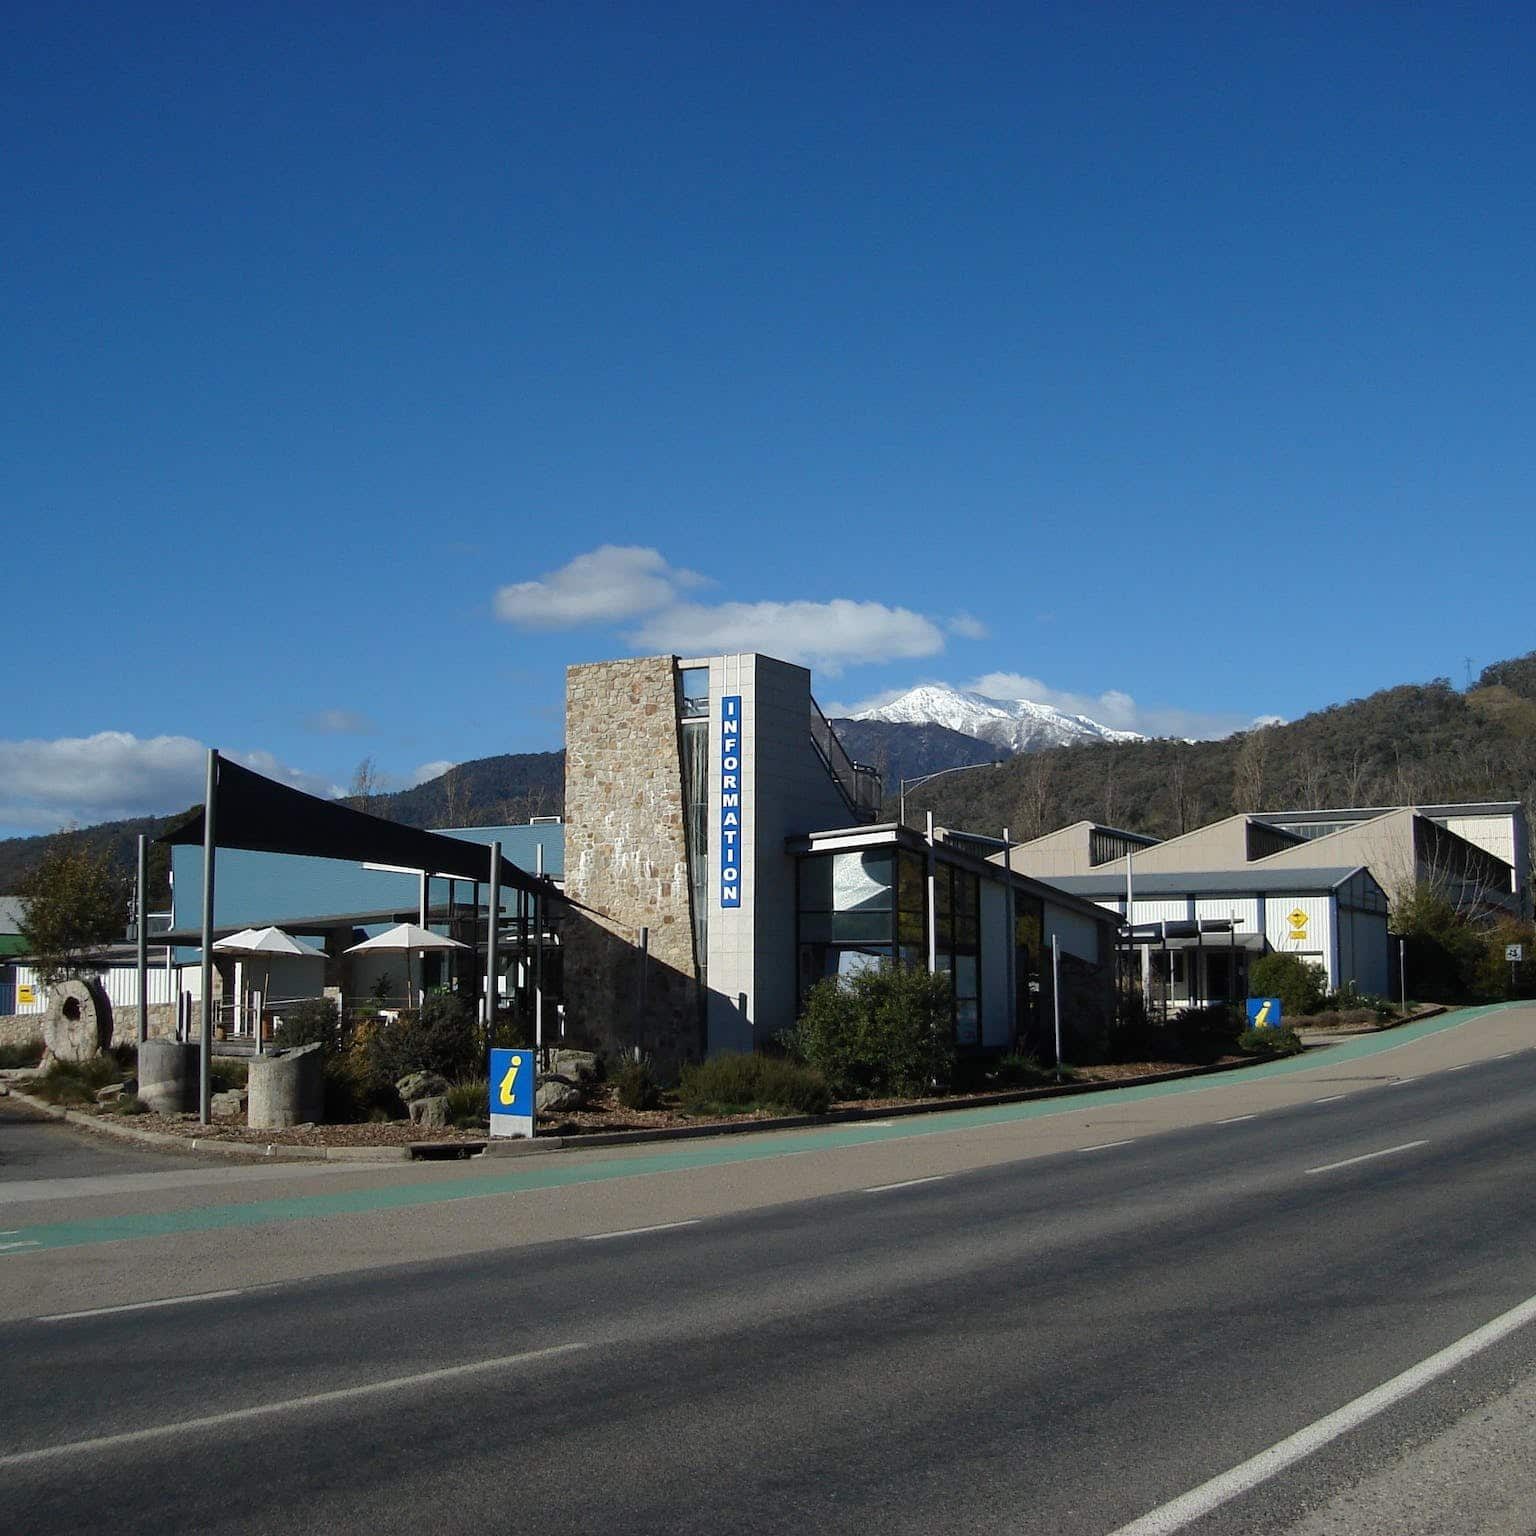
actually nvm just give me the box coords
[1079,1140,1134,1153]
[1217,1115,1257,1125]
[1305,1140,1428,1176]
[863,1176,947,1194]
[1313,1095,1347,1104]
[1446,1063,1471,1071]
[1494,1052,1514,1060]
[0,1241,41,1254]
[1104,1291,1536,1535]
[581,1220,700,1242]
[36,1290,244,1324]
[0,1341,589,1468]
[1384,1077,1415,1086]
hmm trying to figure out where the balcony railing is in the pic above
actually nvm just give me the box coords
[810,699,883,822]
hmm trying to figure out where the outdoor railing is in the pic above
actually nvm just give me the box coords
[810,698,883,822]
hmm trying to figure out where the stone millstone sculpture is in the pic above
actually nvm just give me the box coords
[42,978,113,1065]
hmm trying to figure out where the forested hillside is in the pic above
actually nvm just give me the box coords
[905,656,1536,852]
[6,653,1536,899]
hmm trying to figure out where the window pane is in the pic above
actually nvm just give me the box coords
[832,910,894,943]
[799,856,834,913]
[833,852,893,912]
[679,667,710,718]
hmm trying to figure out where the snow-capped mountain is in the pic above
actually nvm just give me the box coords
[851,684,1144,753]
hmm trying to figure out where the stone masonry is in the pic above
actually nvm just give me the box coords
[563,656,703,1068]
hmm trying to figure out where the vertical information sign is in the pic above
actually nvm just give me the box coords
[720,694,742,907]
[488,1047,536,1138]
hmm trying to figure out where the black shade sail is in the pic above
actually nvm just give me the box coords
[158,757,561,903]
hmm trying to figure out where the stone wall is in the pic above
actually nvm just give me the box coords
[0,1001,198,1051]
[563,656,702,1068]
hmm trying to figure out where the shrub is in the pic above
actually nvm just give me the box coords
[1237,1026,1304,1057]
[30,1054,126,1102]
[210,1057,249,1091]
[613,1056,663,1110]
[362,994,479,1087]
[0,1038,44,1070]
[787,964,955,1099]
[273,998,343,1054]
[1169,1004,1242,1063]
[321,1052,402,1122]
[445,1078,489,1128]
[1249,953,1328,1018]
[678,1053,830,1117]
[111,1093,151,1115]
[990,1051,1065,1087]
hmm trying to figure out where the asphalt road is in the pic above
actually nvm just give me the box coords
[4,1005,1536,1534]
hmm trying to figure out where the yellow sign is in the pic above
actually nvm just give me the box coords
[1287,907,1309,942]
[497,1054,523,1107]
[16,984,36,1006]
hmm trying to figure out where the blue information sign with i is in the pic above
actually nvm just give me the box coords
[720,693,742,907]
[488,1047,536,1138]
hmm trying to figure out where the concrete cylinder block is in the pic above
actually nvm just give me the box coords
[247,1043,325,1129]
[138,1039,199,1114]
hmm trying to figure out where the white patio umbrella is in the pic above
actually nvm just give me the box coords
[343,922,467,1008]
[212,926,328,1049]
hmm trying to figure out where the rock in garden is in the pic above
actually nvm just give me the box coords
[549,1049,600,1082]
[408,1095,449,1128]
[95,1082,125,1104]
[535,1077,583,1114]
[210,1090,247,1117]
[396,1071,451,1103]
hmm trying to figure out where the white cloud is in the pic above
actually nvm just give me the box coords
[631,599,946,676]
[964,672,1277,739]
[305,708,376,735]
[494,545,706,629]
[947,613,988,640]
[407,760,457,787]
[0,732,341,834]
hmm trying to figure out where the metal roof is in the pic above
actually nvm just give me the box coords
[1042,866,1370,898]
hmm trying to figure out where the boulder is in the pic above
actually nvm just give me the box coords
[95,1082,125,1104]
[535,1077,583,1114]
[408,1095,449,1129]
[549,1049,600,1082]
[211,1089,247,1118]
[396,1071,451,1104]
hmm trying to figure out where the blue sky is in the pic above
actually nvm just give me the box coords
[4,2,1534,838]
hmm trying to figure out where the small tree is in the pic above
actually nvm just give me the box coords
[16,839,131,987]
[1248,952,1327,1018]
[788,963,955,1099]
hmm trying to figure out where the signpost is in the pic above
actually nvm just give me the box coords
[1246,996,1283,1030]
[1507,943,1524,995]
[488,1046,536,1139]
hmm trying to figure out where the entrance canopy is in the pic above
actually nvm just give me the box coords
[159,757,561,903]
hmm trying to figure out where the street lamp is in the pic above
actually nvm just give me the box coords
[898,760,1004,827]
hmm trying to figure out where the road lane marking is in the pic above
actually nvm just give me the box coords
[1217,1115,1257,1125]
[1494,1052,1514,1060]
[1305,1140,1428,1175]
[1079,1140,1134,1153]
[36,1290,243,1324]
[1313,1096,1347,1104]
[863,1176,947,1193]
[1104,1291,1536,1535]
[1446,1063,1471,1071]
[1384,1077,1415,1086]
[581,1220,700,1242]
[0,1241,41,1254]
[0,1341,589,1468]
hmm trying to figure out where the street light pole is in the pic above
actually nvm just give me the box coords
[898,760,1003,827]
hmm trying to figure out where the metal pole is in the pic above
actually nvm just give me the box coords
[1051,933,1062,1081]
[1399,935,1407,1010]
[534,843,545,1054]
[486,842,501,1036]
[198,749,218,1125]
[1003,827,1017,1044]
[418,871,428,928]
[637,926,650,1050]
[925,811,938,973]
[135,834,148,1046]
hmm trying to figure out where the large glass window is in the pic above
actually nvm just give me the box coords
[797,851,897,992]
[678,667,710,719]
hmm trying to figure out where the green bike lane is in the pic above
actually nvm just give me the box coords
[3,1002,1521,1260]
